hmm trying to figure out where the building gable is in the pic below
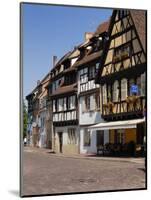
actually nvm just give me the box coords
[96,9,146,83]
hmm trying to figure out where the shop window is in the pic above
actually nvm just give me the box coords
[84,129,91,146]
[114,129,125,144]
[96,130,104,146]
[68,128,76,144]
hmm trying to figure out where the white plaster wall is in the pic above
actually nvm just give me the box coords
[80,128,97,154]
[79,96,104,125]
[54,126,79,146]
[80,129,109,154]
[39,110,47,148]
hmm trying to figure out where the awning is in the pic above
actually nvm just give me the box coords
[89,118,145,130]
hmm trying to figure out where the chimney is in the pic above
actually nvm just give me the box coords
[84,32,94,42]
[52,55,57,68]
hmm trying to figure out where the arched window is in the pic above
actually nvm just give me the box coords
[112,81,119,102]
[102,84,107,104]
[121,79,127,100]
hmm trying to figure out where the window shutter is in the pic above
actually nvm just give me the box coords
[53,100,55,112]
[121,79,127,100]
[90,95,95,110]
[102,84,107,104]
[113,81,119,102]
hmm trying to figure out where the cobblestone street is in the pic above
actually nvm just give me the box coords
[22,147,146,196]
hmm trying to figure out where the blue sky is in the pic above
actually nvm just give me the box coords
[23,3,112,98]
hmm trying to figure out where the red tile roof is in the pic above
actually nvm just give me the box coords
[50,83,77,97]
[130,10,146,52]
[95,20,110,35]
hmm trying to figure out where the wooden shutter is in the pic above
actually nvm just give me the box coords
[102,84,107,104]
[113,81,119,102]
[121,79,127,100]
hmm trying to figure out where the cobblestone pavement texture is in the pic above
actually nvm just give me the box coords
[22,147,146,196]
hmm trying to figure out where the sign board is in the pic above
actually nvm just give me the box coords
[130,84,138,94]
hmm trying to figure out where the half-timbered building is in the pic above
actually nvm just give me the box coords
[47,49,80,154]
[26,74,52,148]
[95,9,146,155]
[74,23,110,154]
[26,82,41,147]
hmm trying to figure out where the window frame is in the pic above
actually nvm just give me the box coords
[84,129,91,146]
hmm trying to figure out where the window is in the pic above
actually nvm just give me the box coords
[95,63,100,74]
[53,100,55,112]
[55,100,58,112]
[96,130,104,146]
[129,78,135,96]
[113,43,131,63]
[63,98,66,111]
[80,74,87,84]
[85,95,91,111]
[67,96,75,110]
[136,76,141,95]
[68,128,76,144]
[102,84,107,104]
[58,98,64,111]
[112,81,119,102]
[118,10,128,19]
[141,72,146,96]
[88,66,95,79]
[84,129,91,146]
[121,79,127,100]
[95,93,100,110]
[114,129,125,144]
[107,85,112,101]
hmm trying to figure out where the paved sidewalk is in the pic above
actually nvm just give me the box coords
[24,146,145,164]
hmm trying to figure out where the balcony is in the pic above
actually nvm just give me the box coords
[102,96,145,121]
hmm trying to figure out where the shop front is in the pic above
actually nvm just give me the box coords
[89,118,145,157]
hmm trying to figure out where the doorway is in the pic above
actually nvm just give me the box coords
[58,132,63,153]
[96,130,104,147]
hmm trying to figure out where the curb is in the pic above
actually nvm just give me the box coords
[24,147,145,164]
